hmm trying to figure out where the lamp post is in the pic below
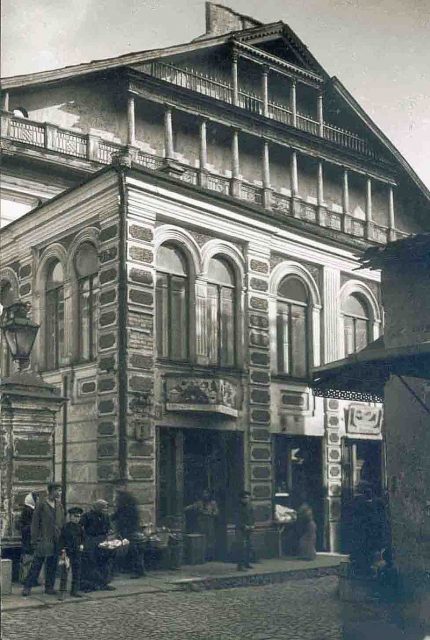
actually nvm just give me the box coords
[1,302,39,372]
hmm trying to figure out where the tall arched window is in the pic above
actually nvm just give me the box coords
[45,260,65,369]
[277,276,309,377]
[0,282,15,377]
[343,293,370,355]
[156,244,188,360]
[207,256,236,367]
[75,242,99,361]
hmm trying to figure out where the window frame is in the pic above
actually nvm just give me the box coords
[207,256,237,369]
[343,293,370,356]
[156,244,189,363]
[276,276,310,379]
[44,261,65,371]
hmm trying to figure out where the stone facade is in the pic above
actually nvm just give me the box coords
[1,4,429,554]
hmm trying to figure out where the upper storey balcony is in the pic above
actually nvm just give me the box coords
[1,108,404,245]
[139,59,378,161]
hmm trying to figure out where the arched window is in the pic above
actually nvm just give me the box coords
[0,282,15,377]
[207,256,236,367]
[45,260,65,369]
[156,244,188,360]
[277,276,309,377]
[343,293,370,355]
[75,242,99,361]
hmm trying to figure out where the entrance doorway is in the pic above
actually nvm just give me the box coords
[273,435,324,550]
[341,438,385,553]
[157,427,243,558]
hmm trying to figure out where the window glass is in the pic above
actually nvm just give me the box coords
[45,260,64,370]
[207,257,236,367]
[276,276,309,377]
[157,244,187,276]
[75,242,98,278]
[343,293,370,355]
[156,245,188,360]
[75,244,99,362]
[208,257,234,286]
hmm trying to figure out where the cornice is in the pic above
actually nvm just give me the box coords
[232,40,323,85]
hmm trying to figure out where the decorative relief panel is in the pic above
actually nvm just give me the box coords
[165,376,239,417]
[346,405,382,435]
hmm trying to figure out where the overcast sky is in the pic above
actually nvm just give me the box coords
[2,0,429,188]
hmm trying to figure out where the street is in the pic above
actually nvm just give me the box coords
[2,576,409,640]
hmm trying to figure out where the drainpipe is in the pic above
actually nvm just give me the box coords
[61,374,68,511]
[115,162,129,483]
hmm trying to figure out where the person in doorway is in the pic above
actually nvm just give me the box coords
[112,486,146,579]
[19,492,38,585]
[81,499,116,591]
[185,490,219,561]
[235,490,255,571]
[296,503,317,560]
[22,483,64,597]
[59,507,85,597]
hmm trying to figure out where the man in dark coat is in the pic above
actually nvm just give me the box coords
[112,487,146,578]
[235,491,255,571]
[81,499,116,591]
[59,507,85,597]
[22,483,64,596]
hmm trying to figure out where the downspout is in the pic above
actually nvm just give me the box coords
[61,374,68,511]
[115,161,129,482]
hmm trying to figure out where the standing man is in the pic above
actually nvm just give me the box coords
[22,482,65,596]
[235,490,255,571]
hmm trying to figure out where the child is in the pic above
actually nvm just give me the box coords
[60,507,85,597]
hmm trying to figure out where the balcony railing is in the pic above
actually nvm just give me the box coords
[141,61,377,159]
[4,113,396,245]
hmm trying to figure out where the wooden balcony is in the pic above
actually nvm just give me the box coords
[141,61,379,160]
[1,112,401,245]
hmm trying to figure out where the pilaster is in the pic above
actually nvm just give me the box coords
[245,243,273,525]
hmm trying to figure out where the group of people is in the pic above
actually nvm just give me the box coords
[20,482,146,598]
[18,482,321,598]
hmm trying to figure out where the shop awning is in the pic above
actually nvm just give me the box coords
[312,338,430,403]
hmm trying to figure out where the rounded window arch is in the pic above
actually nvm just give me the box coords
[276,275,310,378]
[0,281,16,377]
[45,260,65,370]
[342,292,370,355]
[207,255,236,367]
[75,242,99,362]
[156,243,189,361]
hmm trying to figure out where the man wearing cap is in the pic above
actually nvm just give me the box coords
[60,507,85,597]
[22,482,65,597]
[235,490,255,571]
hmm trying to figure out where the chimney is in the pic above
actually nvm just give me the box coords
[205,2,262,37]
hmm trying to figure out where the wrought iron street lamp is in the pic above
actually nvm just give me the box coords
[1,302,40,372]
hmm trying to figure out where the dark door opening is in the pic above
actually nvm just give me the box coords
[157,427,243,559]
[273,435,324,550]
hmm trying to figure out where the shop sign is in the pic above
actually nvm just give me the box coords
[346,404,382,434]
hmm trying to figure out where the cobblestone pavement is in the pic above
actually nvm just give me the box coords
[1,576,415,640]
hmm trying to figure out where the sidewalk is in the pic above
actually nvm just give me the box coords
[2,553,346,612]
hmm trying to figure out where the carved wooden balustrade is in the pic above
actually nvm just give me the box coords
[141,61,378,159]
[2,112,400,244]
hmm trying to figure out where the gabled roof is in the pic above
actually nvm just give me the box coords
[1,6,429,205]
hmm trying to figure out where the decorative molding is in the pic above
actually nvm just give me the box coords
[165,375,239,417]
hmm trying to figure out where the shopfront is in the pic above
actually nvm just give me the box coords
[157,426,243,558]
